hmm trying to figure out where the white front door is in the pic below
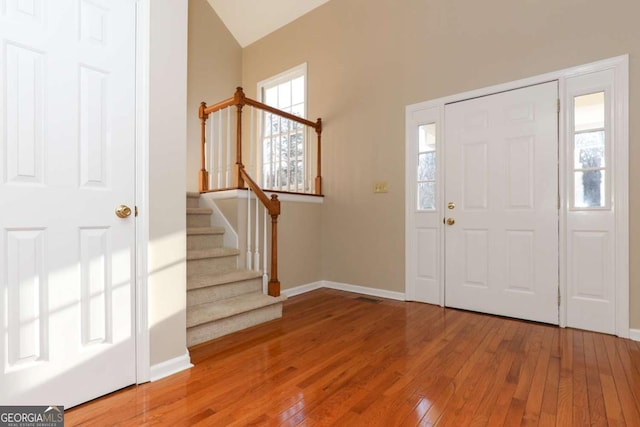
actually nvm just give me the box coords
[444,82,559,324]
[0,0,137,407]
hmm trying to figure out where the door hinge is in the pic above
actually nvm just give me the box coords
[135,206,138,217]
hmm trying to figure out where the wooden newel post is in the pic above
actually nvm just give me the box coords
[268,194,281,297]
[199,101,209,192]
[315,118,322,195]
[233,87,246,189]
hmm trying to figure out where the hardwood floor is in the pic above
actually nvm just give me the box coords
[66,289,640,426]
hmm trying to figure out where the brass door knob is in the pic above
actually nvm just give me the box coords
[446,217,455,226]
[116,205,132,218]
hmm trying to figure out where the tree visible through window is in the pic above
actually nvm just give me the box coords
[259,64,306,192]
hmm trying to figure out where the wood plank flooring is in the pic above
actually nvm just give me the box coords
[66,289,640,426]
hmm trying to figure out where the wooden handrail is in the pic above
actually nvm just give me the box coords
[204,88,320,131]
[203,97,235,115]
[239,167,280,297]
[239,167,279,216]
[244,97,320,130]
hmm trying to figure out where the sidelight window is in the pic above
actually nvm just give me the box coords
[417,123,437,210]
[572,92,607,208]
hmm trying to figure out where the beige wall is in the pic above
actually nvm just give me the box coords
[215,197,323,290]
[277,201,323,289]
[187,0,242,192]
[149,0,189,365]
[242,0,640,326]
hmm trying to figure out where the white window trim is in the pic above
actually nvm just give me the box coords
[405,55,629,338]
[257,63,308,101]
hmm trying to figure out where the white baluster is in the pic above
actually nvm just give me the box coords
[226,107,231,188]
[254,190,260,271]
[217,110,223,189]
[263,205,268,293]
[287,119,292,192]
[293,124,301,192]
[270,114,275,189]
[246,188,252,270]
[249,106,255,177]
[277,116,282,190]
[208,110,214,190]
[307,126,312,193]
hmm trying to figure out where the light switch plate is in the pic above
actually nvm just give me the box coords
[374,181,388,193]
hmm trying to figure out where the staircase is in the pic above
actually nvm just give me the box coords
[186,192,287,347]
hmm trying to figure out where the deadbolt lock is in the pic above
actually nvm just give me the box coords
[447,202,456,210]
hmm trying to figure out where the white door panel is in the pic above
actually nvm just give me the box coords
[0,0,136,407]
[444,82,559,324]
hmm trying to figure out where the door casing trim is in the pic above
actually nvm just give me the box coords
[135,0,151,383]
[405,55,629,337]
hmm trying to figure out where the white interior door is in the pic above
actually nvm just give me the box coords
[0,0,137,407]
[444,82,559,324]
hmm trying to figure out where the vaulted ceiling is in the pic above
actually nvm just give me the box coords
[207,0,331,47]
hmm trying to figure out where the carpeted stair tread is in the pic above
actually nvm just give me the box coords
[187,292,287,328]
[187,247,240,261]
[187,227,225,236]
[188,270,262,291]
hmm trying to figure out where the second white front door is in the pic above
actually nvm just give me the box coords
[444,82,559,324]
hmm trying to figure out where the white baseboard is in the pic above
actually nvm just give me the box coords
[323,281,406,301]
[283,280,406,301]
[150,349,193,382]
[629,329,640,342]
[282,281,323,297]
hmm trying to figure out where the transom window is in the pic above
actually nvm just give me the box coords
[258,64,307,191]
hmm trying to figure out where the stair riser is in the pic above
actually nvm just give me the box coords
[187,303,283,347]
[187,214,211,228]
[186,197,200,209]
[187,278,262,306]
[187,256,238,276]
[187,234,224,250]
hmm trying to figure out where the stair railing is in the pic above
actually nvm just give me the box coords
[240,168,280,297]
[198,87,323,195]
[198,87,322,297]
